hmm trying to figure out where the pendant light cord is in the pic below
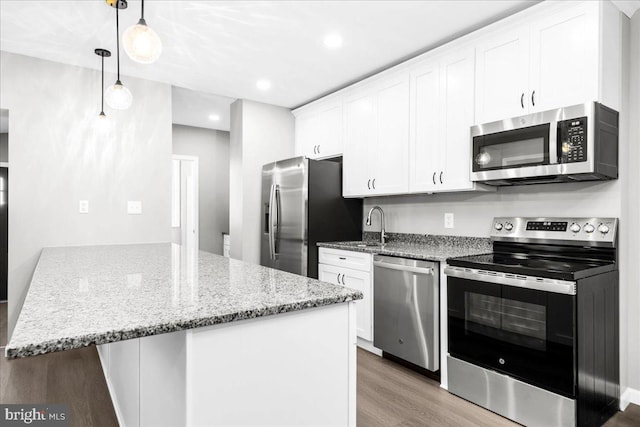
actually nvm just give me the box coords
[116,5,120,81]
[141,0,144,20]
[101,55,105,112]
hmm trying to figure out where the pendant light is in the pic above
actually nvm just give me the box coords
[94,48,111,127]
[105,0,133,110]
[123,0,162,64]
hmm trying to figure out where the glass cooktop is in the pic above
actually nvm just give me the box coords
[447,252,616,281]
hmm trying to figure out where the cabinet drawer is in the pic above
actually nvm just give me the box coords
[318,248,372,272]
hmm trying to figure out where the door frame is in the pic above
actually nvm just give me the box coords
[172,155,199,252]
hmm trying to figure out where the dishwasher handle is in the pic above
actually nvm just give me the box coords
[373,260,434,276]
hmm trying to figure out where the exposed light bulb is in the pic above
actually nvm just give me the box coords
[123,19,162,64]
[95,111,110,132]
[105,80,133,110]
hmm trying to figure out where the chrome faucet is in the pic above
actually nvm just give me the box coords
[366,206,387,244]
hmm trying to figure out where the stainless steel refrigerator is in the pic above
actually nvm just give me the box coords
[261,156,362,279]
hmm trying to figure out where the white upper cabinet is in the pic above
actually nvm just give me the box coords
[343,74,409,197]
[409,48,476,193]
[294,97,344,159]
[475,28,530,124]
[475,1,603,124]
[529,2,598,112]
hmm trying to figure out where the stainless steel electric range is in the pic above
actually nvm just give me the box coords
[445,217,619,427]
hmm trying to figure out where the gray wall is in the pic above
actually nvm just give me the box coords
[0,52,172,337]
[0,133,7,162]
[172,124,230,255]
[229,99,294,263]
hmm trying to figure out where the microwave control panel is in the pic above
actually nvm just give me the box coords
[558,116,587,163]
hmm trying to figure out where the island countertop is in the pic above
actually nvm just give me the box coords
[6,243,363,359]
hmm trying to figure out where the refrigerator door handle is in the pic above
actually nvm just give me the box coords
[268,184,276,260]
[272,184,281,259]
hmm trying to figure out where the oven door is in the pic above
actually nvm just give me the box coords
[447,274,576,398]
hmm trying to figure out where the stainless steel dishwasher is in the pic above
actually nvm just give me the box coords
[373,255,439,371]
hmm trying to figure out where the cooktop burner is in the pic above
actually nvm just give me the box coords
[447,252,616,281]
[446,216,618,281]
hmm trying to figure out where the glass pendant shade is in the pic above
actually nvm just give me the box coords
[105,80,133,110]
[123,19,162,64]
[95,111,110,131]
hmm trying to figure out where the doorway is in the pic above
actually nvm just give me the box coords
[172,155,199,252]
[1,108,8,303]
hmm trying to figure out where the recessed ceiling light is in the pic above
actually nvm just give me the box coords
[208,114,220,121]
[256,79,271,91]
[323,33,343,49]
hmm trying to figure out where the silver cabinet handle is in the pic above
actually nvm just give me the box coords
[317,145,320,154]
[520,92,524,109]
[432,172,436,185]
[341,274,346,285]
[367,179,371,190]
[313,145,316,154]
[439,171,443,184]
[337,273,341,284]
[372,178,376,189]
[531,90,536,107]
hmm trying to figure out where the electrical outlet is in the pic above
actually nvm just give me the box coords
[444,213,454,229]
[79,200,89,214]
[127,201,142,215]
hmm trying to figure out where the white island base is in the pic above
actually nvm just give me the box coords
[97,302,357,427]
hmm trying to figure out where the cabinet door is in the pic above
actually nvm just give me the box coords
[439,49,476,192]
[529,2,598,112]
[341,268,373,341]
[409,60,441,193]
[343,89,376,197]
[295,101,343,159]
[370,75,410,195]
[318,263,372,341]
[295,113,321,158]
[475,28,530,124]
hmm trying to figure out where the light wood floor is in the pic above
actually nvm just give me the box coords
[1,302,639,426]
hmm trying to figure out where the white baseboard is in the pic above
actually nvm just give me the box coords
[621,387,640,410]
[357,337,382,356]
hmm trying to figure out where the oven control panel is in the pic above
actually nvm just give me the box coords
[558,116,587,163]
[491,217,618,247]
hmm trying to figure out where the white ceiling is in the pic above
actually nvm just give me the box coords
[0,1,545,110]
[172,86,234,131]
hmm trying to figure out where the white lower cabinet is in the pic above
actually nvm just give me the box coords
[318,248,373,341]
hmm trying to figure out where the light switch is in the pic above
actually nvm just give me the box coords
[127,201,142,215]
[79,200,89,214]
[444,213,454,229]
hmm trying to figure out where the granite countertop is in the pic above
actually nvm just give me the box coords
[318,232,492,263]
[6,243,362,359]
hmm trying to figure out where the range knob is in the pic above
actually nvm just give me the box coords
[504,222,513,231]
[598,224,610,234]
[584,223,595,234]
[570,223,581,233]
[494,222,503,231]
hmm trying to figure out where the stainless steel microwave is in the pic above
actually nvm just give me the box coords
[470,102,618,186]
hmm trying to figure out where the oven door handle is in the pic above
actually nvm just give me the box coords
[444,266,576,295]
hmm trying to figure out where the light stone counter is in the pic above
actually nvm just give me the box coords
[6,243,362,359]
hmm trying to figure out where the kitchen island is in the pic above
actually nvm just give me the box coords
[6,243,362,427]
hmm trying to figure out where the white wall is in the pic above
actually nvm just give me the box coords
[624,9,640,398]
[0,52,172,337]
[228,99,294,264]
[172,124,230,255]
